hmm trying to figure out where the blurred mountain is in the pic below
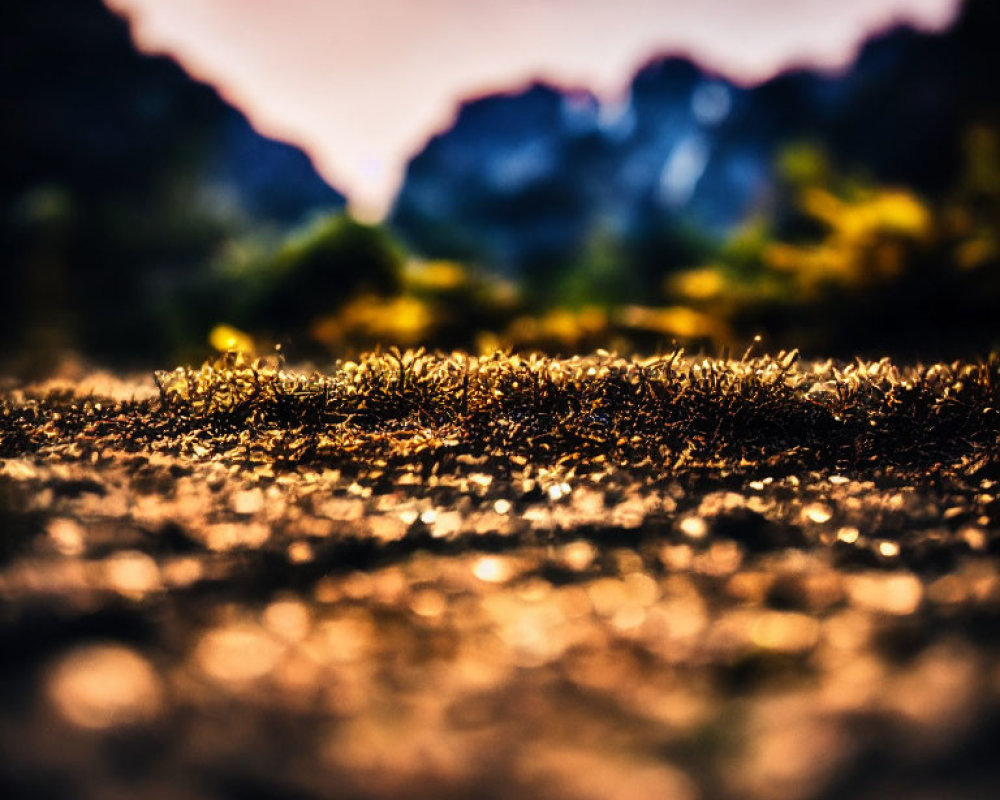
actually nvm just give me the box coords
[4,0,998,367]
[391,0,1000,278]
[1,0,344,367]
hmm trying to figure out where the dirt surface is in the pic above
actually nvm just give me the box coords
[2,352,1000,800]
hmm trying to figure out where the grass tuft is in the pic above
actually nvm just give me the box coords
[3,349,999,479]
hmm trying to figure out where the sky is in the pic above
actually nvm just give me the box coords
[104,0,961,219]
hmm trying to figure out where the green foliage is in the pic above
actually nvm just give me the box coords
[776,142,830,188]
[253,215,404,331]
[549,225,637,308]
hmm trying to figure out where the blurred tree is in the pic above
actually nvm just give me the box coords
[1,0,342,373]
[236,215,404,352]
[667,136,1000,358]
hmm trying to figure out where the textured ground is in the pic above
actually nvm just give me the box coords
[2,351,1000,800]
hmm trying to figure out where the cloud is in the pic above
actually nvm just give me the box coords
[105,0,961,218]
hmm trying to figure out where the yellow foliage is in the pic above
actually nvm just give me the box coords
[505,306,608,347]
[764,242,851,280]
[208,324,255,355]
[763,185,932,296]
[311,295,433,346]
[619,305,723,340]
[800,188,844,230]
[404,259,468,292]
[801,188,930,242]
[667,267,727,301]
[870,191,932,236]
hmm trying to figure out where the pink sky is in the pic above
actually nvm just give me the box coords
[104,0,961,218]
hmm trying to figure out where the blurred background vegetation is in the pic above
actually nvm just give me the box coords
[3,0,999,375]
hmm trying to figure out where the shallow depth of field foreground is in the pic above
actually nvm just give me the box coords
[2,349,1000,799]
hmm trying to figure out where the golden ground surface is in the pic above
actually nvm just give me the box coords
[2,351,1000,799]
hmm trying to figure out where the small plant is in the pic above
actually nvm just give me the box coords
[3,350,998,480]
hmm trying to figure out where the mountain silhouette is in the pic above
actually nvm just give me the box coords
[391,0,999,274]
